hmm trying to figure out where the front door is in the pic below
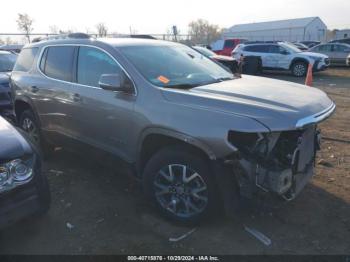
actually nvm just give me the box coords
[268,45,291,69]
[69,46,136,161]
[332,44,348,65]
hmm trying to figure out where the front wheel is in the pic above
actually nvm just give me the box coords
[291,61,308,77]
[142,146,219,224]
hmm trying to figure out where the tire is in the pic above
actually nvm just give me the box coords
[142,146,219,224]
[19,110,54,158]
[291,61,308,77]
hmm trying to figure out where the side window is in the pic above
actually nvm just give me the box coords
[319,45,332,52]
[333,45,346,52]
[44,46,75,82]
[269,45,284,53]
[77,46,121,87]
[224,40,235,48]
[13,48,38,72]
[244,45,269,53]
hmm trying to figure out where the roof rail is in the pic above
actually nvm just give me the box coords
[32,32,94,43]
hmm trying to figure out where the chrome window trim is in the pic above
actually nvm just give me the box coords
[36,44,137,96]
[295,102,336,129]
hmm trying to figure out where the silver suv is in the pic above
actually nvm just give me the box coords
[11,35,335,223]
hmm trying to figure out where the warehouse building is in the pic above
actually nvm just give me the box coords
[223,17,327,42]
[335,29,350,40]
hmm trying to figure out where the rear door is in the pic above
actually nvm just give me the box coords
[69,46,136,160]
[36,45,77,136]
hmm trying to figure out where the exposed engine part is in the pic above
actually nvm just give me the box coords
[228,126,319,199]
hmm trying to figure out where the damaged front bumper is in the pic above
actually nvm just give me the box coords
[226,125,322,202]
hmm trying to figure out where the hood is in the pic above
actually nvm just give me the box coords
[0,117,32,160]
[162,75,334,131]
[300,52,328,59]
[0,72,10,85]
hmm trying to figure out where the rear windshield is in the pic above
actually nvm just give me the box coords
[13,48,38,72]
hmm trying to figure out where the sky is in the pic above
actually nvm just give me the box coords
[0,0,349,35]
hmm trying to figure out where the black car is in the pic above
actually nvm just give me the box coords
[0,116,50,228]
[0,51,17,112]
[329,38,350,45]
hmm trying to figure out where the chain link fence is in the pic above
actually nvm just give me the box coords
[0,33,200,46]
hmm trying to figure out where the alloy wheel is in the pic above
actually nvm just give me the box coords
[153,164,208,218]
[293,64,306,76]
[22,117,40,143]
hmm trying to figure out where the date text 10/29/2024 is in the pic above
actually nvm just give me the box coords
[127,256,220,261]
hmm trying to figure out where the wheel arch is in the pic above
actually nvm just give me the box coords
[14,97,42,127]
[290,57,309,70]
[136,128,216,176]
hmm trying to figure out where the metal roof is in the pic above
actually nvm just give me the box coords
[228,17,320,33]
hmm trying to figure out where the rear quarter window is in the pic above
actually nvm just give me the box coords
[13,48,38,72]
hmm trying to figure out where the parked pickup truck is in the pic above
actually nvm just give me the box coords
[11,35,335,224]
[211,38,247,57]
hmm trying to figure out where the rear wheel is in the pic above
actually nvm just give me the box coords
[291,61,308,77]
[143,146,218,224]
[19,110,54,158]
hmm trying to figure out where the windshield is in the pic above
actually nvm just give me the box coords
[280,42,302,53]
[193,46,216,57]
[0,53,17,72]
[120,44,234,88]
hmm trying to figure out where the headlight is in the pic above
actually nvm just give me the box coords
[308,56,321,62]
[0,158,34,193]
[8,159,33,182]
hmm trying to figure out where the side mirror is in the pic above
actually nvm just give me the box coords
[280,50,290,55]
[99,74,131,92]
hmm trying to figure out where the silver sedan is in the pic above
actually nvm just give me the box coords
[310,43,350,66]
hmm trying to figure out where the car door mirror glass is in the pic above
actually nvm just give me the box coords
[280,50,290,55]
[99,74,127,92]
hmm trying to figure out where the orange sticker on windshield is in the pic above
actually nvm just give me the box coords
[157,75,170,84]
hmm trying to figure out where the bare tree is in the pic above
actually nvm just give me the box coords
[96,23,108,37]
[16,13,34,43]
[49,25,60,35]
[188,19,222,45]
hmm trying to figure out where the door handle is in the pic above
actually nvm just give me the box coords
[30,86,39,93]
[72,93,81,102]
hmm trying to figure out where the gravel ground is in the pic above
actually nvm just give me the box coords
[0,68,349,255]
